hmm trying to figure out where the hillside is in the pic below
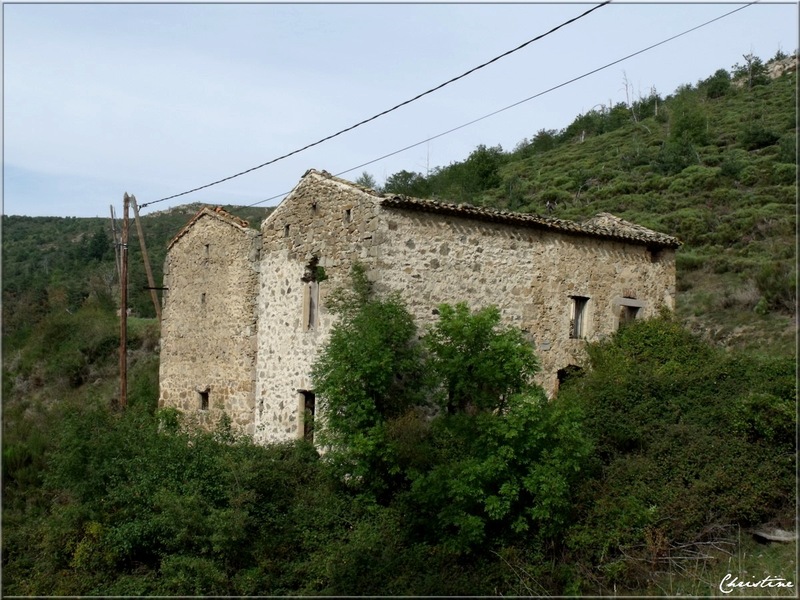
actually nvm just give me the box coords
[8,58,795,356]
[2,51,797,597]
[381,54,797,355]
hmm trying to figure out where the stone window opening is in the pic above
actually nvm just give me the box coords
[304,282,319,330]
[204,243,210,258]
[284,224,290,238]
[344,208,352,223]
[649,247,663,263]
[569,296,589,339]
[302,257,323,331]
[619,305,640,327]
[299,390,316,443]
[198,388,210,411]
[201,292,207,306]
[311,201,318,213]
[614,296,646,330]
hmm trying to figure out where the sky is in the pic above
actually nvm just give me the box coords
[3,1,798,218]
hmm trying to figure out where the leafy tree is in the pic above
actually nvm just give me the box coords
[461,144,505,192]
[311,264,428,496]
[354,171,378,191]
[702,68,732,99]
[383,170,430,197]
[529,129,558,153]
[311,274,588,554]
[424,303,538,414]
[668,92,709,145]
[732,53,770,89]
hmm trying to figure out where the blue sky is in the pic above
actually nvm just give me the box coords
[3,1,798,217]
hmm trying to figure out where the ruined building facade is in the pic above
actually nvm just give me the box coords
[158,169,680,444]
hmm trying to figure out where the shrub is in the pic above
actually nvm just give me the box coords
[754,261,796,312]
[680,165,721,191]
[560,316,796,591]
[777,133,797,164]
[739,123,781,150]
[653,135,699,175]
[771,163,797,185]
[737,165,760,186]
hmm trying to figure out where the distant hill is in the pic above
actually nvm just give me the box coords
[2,204,273,343]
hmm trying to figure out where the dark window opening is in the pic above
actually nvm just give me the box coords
[570,296,589,339]
[201,292,206,305]
[284,224,290,238]
[199,389,209,411]
[204,243,210,258]
[619,305,640,328]
[300,390,316,443]
[302,256,322,330]
[311,201,318,213]
[557,365,584,391]
[306,282,319,330]
[649,248,662,263]
[344,208,352,223]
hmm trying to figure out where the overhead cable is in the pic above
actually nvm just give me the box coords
[138,1,612,209]
[243,0,755,208]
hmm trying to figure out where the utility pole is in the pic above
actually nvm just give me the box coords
[119,193,130,409]
[131,195,161,321]
[109,204,121,282]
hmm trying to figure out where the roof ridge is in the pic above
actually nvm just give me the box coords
[304,168,386,198]
[298,170,680,248]
[167,205,255,250]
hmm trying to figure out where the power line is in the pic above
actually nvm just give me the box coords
[138,1,612,209]
[243,0,756,209]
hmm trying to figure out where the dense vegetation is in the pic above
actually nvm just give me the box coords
[3,52,796,595]
[2,268,795,595]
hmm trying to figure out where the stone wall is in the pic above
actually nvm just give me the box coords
[252,171,676,443]
[158,210,261,435]
[254,174,383,444]
[370,206,676,393]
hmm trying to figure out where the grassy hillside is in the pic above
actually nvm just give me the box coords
[383,56,797,356]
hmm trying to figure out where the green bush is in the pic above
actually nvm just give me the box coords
[777,133,797,163]
[560,315,796,591]
[680,165,721,191]
[654,135,699,175]
[771,163,797,185]
[739,122,781,150]
[754,261,796,312]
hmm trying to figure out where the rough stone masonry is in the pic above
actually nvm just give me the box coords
[158,169,680,443]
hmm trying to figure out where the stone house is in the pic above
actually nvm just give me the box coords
[158,169,680,444]
[158,206,261,433]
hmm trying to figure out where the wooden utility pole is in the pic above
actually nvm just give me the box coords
[119,193,130,409]
[109,204,121,282]
[131,195,161,321]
